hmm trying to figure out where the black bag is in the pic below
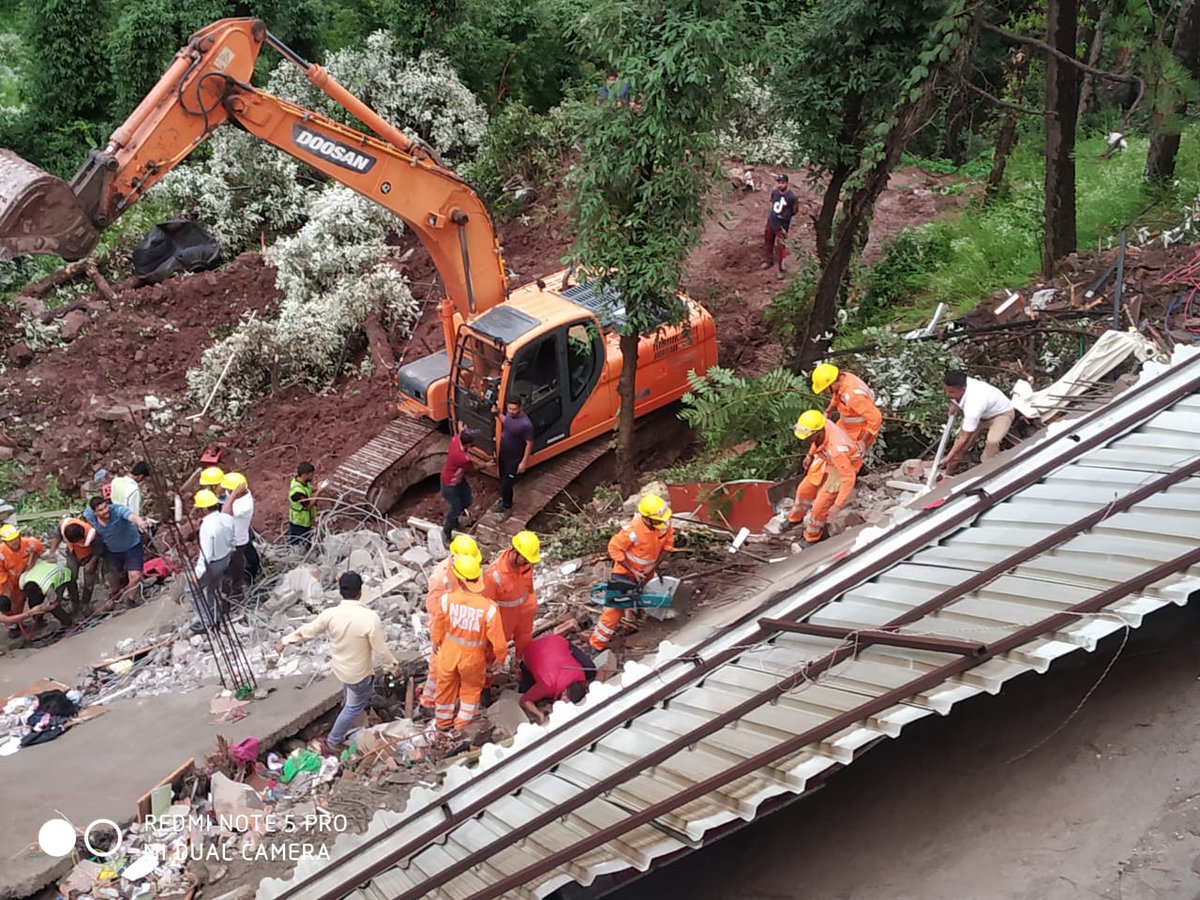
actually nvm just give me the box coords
[132,218,221,284]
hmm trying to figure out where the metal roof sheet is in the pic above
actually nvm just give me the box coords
[263,350,1200,900]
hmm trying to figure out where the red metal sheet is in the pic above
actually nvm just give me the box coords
[667,480,777,534]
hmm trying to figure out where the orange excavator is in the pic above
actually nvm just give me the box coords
[0,19,717,521]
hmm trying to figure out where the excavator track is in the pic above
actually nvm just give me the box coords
[323,417,446,515]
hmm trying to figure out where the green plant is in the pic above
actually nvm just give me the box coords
[0,462,77,527]
[854,227,952,328]
[762,263,817,363]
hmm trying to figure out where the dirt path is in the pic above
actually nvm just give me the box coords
[621,601,1200,900]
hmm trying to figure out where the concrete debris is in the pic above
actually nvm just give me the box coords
[425,528,447,559]
[387,527,415,551]
[210,772,266,821]
[488,692,528,739]
[400,546,434,568]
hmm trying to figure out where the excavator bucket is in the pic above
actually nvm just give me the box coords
[0,149,100,261]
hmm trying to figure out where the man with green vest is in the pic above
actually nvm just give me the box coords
[0,560,74,639]
[288,461,323,548]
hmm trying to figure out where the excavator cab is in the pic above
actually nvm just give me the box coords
[0,150,101,261]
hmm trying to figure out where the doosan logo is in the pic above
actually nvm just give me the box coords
[291,126,376,174]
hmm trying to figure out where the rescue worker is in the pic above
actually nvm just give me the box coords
[430,554,507,732]
[110,461,150,517]
[484,531,540,662]
[50,515,101,612]
[288,461,322,547]
[220,472,256,601]
[811,363,882,453]
[519,634,596,724]
[85,496,148,599]
[942,369,1016,473]
[199,466,225,490]
[590,493,675,653]
[418,534,482,714]
[786,410,864,544]
[189,490,236,634]
[18,559,74,629]
[0,524,45,639]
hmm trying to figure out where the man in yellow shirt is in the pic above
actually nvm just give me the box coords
[276,571,398,754]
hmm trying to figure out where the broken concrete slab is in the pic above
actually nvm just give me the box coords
[387,527,415,551]
[345,548,378,575]
[271,567,323,608]
[210,772,265,823]
[426,529,447,559]
[401,546,434,568]
[488,692,528,739]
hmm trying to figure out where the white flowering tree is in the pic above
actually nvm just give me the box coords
[718,71,801,167]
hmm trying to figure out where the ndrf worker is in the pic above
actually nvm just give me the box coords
[50,516,102,613]
[787,410,864,544]
[484,531,540,662]
[0,524,44,640]
[811,363,882,453]
[430,554,507,732]
[418,534,482,714]
[590,493,674,653]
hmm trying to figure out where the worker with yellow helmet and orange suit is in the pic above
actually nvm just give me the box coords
[418,534,483,715]
[484,530,541,662]
[810,363,882,453]
[787,410,864,544]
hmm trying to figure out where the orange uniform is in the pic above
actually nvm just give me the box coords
[829,371,882,450]
[1,536,45,637]
[484,549,537,659]
[591,516,675,652]
[419,558,460,709]
[431,585,507,730]
[788,420,864,543]
[60,517,98,561]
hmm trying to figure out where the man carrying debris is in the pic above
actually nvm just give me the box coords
[288,461,323,547]
[440,427,479,544]
[495,397,534,521]
[591,493,675,653]
[484,531,541,661]
[0,524,46,639]
[430,554,508,732]
[519,634,596,724]
[220,472,257,601]
[85,497,148,600]
[762,173,798,278]
[277,571,400,755]
[811,363,883,453]
[50,515,102,613]
[787,410,864,544]
[110,460,150,517]
[941,369,1015,474]
[189,490,236,634]
[419,534,482,716]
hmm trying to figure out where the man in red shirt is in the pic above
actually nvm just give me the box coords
[440,428,479,544]
[519,634,596,724]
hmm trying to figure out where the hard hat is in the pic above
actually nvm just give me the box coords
[0,523,19,542]
[811,363,839,395]
[637,493,672,524]
[448,534,481,561]
[221,471,247,491]
[793,410,826,440]
[199,466,225,486]
[194,489,220,509]
[511,531,541,564]
[452,553,484,586]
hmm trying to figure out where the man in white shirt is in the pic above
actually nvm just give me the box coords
[110,461,149,518]
[190,489,236,635]
[942,369,1016,474]
[276,572,399,754]
[220,472,257,602]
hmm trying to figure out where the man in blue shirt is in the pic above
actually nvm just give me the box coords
[494,396,534,521]
[85,497,148,599]
[763,173,799,278]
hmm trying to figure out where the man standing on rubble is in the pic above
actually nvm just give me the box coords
[110,461,150,518]
[220,472,257,601]
[50,516,102,613]
[189,490,236,633]
[942,369,1015,474]
[494,397,534,521]
[277,571,400,755]
[418,534,482,715]
[484,531,541,662]
[85,497,148,600]
[590,493,675,653]
[441,427,479,544]
[811,364,883,453]
[763,173,798,278]
[519,634,596,724]
[288,461,323,547]
[787,410,864,544]
[430,554,508,732]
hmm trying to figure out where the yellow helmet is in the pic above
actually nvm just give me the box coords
[793,410,826,440]
[194,489,220,509]
[811,363,839,395]
[0,523,19,542]
[452,553,483,583]
[199,466,225,486]
[221,471,247,491]
[512,531,541,564]
[448,534,482,561]
[637,493,672,526]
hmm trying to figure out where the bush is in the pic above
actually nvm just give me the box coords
[762,264,817,361]
[854,227,952,328]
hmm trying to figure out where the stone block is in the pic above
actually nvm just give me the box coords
[426,529,447,559]
[387,528,415,551]
[401,546,434,568]
[345,548,377,575]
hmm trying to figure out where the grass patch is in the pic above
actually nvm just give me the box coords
[0,461,77,525]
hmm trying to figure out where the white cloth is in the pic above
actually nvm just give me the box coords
[230,492,255,545]
[195,512,236,579]
[109,475,142,517]
[957,377,1013,432]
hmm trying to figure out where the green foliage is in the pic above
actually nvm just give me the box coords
[543,489,622,561]
[855,227,952,328]
[762,265,817,361]
[0,462,76,523]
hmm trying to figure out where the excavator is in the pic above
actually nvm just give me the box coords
[0,18,717,529]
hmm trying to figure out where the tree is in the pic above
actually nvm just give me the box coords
[568,0,746,495]
[1043,0,1080,275]
[1145,0,1200,181]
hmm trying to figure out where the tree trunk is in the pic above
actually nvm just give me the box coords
[1077,5,1107,120]
[1146,0,1200,181]
[813,165,849,265]
[615,330,640,497]
[1044,0,1081,276]
[986,110,1020,200]
[941,88,968,164]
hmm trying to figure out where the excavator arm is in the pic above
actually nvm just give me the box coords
[0,17,508,320]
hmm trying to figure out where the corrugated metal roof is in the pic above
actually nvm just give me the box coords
[263,351,1200,900]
